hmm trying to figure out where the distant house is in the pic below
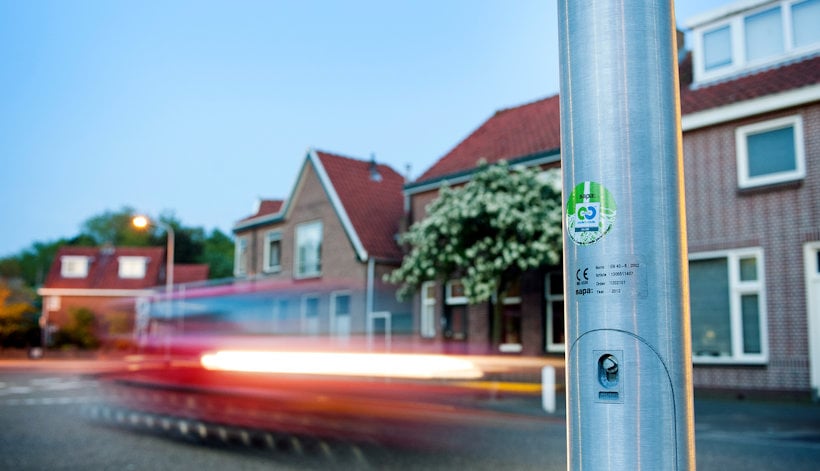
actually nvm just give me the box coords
[232,148,411,347]
[37,246,209,345]
[404,0,820,397]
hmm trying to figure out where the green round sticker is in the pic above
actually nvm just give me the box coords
[566,181,617,245]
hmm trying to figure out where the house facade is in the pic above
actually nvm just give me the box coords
[404,0,820,397]
[37,245,209,347]
[232,149,411,348]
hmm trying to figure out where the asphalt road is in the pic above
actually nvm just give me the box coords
[1,359,819,470]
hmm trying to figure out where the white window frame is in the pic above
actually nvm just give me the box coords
[691,0,820,85]
[545,272,565,353]
[60,256,90,278]
[420,281,437,338]
[736,115,805,188]
[300,294,321,336]
[690,248,769,364]
[330,290,352,339]
[294,220,322,279]
[445,280,468,305]
[234,236,249,276]
[118,256,148,279]
[46,295,61,311]
[263,230,282,274]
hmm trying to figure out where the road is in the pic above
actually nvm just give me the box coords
[1,359,818,470]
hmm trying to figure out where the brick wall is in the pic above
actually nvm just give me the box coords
[684,102,820,394]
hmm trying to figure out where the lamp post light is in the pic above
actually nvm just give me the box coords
[132,215,176,360]
[132,215,175,296]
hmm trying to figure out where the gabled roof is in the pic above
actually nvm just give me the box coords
[233,148,406,262]
[312,150,405,261]
[413,54,820,187]
[41,246,209,291]
[417,95,561,183]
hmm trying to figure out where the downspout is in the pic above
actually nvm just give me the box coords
[366,257,375,349]
[367,257,375,314]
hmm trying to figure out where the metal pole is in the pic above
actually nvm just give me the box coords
[557,1,695,469]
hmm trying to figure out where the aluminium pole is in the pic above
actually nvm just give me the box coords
[557,1,695,469]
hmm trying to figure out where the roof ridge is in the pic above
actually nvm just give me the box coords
[493,93,560,116]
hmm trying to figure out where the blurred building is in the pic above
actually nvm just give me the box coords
[403,0,820,398]
[37,245,209,346]
[232,149,411,347]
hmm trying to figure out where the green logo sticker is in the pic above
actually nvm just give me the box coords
[566,181,616,245]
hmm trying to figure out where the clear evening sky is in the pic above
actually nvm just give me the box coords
[0,0,729,258]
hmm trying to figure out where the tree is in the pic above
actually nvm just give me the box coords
[0,280,38,348]
[387,161,563,346]
[80,206,151,247]
[199,229,235,279]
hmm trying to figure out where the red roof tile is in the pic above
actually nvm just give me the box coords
[418,95,561,182]
[237,199,284,223]
[315,150,405,261]
[173,264,210,284]
[417,55,820,183]
[681,54,820,114]
[43,246,209,290]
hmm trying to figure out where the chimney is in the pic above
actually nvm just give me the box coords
[369,153,382,182]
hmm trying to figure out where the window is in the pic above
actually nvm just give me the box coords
[118,256,147,279]
[420,282,437,338]
[545,271,565,353]
[301,295,320,335]
[60,256,90,278]
[331,291,351,338]
[689,248,767,363]
[744,6,783,63]
[736,115,805,188]
[444,280,467,341]
[234,237,249,276]
[693,1,820,83]
[792,0,820,49]
[263,231,282,273]
[500,279,522,353]
[46,296,61,311]
[295,221,322,278]
[704,25,733,70]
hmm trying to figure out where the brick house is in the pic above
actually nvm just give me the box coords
[232,148,411,347]
[404,0,820,397]
[37,246,209,346]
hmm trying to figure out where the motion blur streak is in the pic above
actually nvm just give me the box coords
[200,351,484,379]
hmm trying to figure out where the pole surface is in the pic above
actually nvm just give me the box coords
[558,1,695,469]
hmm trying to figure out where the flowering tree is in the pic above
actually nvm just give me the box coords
[387,161,563,345]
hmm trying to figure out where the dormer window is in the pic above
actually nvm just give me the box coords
[60,256,90,278]
[703,25,732,71]
[118,256,148,279]
[689,0,820,85]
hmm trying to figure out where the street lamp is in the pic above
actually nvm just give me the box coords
[132,215,175,296]
[133,215,175,360]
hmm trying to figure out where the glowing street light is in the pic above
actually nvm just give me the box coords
[132,215,175,296]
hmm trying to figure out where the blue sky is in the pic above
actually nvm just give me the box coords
[0,0,727,258]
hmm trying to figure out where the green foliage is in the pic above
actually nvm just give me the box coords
[387,161,563,342]
[0,280,39,348]
[198,229,236,279]
[80,206,151,246]
[53,307,100,350]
